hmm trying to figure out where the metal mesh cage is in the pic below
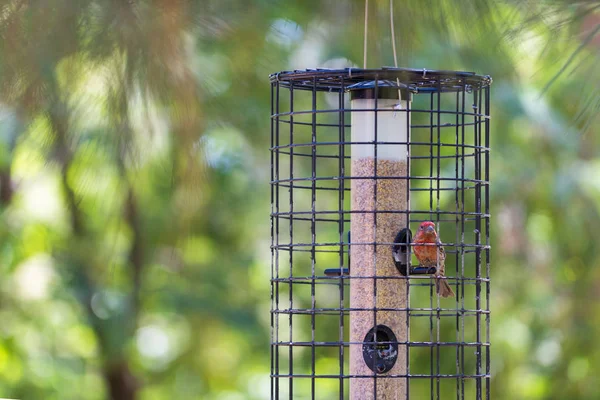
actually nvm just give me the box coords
[270,67,491,399]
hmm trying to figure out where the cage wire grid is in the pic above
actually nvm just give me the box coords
[270,68,491,399]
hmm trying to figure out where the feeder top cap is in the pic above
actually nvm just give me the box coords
[347,80,412,100]
[269,67,492,94]
[346,80,404,90]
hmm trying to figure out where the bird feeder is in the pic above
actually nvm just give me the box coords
[270,68,491,399]
[347,80,411,398]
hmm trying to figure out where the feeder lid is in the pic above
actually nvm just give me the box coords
[269,67,492,94]
[347,80,413,101]
[347,80,405,90]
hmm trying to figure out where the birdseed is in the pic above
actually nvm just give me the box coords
[350,157,409,399]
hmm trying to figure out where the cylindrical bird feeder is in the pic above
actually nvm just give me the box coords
[348,81,411,398]
[269,68,492,400]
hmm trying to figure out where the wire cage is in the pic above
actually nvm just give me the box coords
[270,67,491,400]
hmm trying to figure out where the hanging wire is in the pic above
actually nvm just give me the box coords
[390,0,403,105]
[390,0,399,68]
[364,0,369,69]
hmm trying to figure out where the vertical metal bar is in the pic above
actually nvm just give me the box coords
[311,77,318,399]
[429,94,435,222]
[275,81,281,399]
[338,80,346,400]
[289,81,295,398]
[484,85,491,400]
[474,88,482,399]
[372,76,379,400]
[405,91,412,400]
[460,86,466,400]
[270,81,276,400]
[435,85,442,400]
[454,88,461,400]
[428,91,435,400]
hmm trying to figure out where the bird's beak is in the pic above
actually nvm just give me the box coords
[425,226,435,233]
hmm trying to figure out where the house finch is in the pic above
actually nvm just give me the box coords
[413,221,455,298]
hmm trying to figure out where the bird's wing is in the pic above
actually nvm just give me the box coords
[437,239,446,263]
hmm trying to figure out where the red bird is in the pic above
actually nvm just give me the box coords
[413,221,455,298]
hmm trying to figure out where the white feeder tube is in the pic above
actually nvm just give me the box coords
[351,98,409,161]
[349,94,410,400]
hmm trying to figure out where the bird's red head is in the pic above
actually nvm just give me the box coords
[418,221,437,237]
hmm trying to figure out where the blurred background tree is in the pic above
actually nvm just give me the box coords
[0,0,599,399]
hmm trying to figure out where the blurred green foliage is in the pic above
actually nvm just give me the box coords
[0,0,599,399]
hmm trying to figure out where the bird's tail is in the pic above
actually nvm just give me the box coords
[436,277,455,298]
